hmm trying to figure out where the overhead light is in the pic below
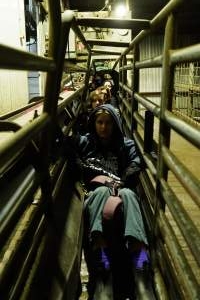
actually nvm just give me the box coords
[114,4,127,18]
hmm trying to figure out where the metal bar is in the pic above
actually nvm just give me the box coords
[113,30,149,70]
[144,111,154,153]
[155,13,175,213]
[131,45,139,132]
[164,110,200,149]
[150,0,183,30]
[156,240,186,299]
[82,50,92,102]
[0,89,82,123]
[91,48,122,55]
[159,12,175,146]
[7,214,46,300]
[76,17,150,30]
[63,60,88,72]
[170,43,200,64]
[44,9,74,115]
[119,82,133,96]
[162,145,200,208]
[0,167,38,243]
[121,98,132,113]
[158,211,200,299]
[133,131,157,177]
[134,93,160,117]
[133,111,144,128]
[139,170,156,208]
[87,39,129,48]
[57,87,85,114]
[160,178,200,266]
[135,55,162,69]
[0,44,56,71]
[122,112,131,132]
[119,64,133,71]
[0,113,50,174]
[71,17,92,53]
[0,101,43,120]
[113,0,183,69]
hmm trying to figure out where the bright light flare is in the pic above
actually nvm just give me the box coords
[114,4,127,18]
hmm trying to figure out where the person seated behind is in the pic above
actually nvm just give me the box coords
[103,79,119,108]
[67,104,149,272]
[103,79,113,90]
[89,89,105,109]
[95,84,121,118]
[95,85,111,104]
[74,88,109,135]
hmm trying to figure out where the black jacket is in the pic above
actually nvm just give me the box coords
[70,104,142,189]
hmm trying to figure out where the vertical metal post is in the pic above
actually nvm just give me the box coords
[144,110,154,153]
[132,44,139,133]
[156,13,176,210]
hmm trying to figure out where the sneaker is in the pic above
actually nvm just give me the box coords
[93,248,110,271]
[101,248,110,270]
[132,248,149,270]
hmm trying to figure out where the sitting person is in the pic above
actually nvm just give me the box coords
[95,85,111,104]
[67,104,149,272]
[74,88,109,135]
[103,79,118,108]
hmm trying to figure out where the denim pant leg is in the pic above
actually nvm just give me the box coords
[119,188,148,245]
[85,186,111,234]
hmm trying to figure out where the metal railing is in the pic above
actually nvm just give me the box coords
[113,0,200,299]
[0,2,87,299]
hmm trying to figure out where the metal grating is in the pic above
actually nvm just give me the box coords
[173,62,200,124]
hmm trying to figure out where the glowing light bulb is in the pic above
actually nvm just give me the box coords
[114,4,127,18]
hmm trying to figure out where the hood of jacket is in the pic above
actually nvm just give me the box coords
[87,104,124,144]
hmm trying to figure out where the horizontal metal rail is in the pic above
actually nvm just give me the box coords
[158,211,200,299]
[0,113,50,174]
[87,39,129,48]
[134,93,160,117]
[160,178,200,266]
[133,131,157,176]
[76,17,150,30]
[162,145,200,208]
[0,167,38,241]
[115,0,200,298]
[113,0,184,69]
[0,101,43,120]
[164,110,200,149]
[92,48,123,55]
[0,44,56,71]
[170,43,200,64]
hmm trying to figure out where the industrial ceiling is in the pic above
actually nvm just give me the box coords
[65,0,200,34]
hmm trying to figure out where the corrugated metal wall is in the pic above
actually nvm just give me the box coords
[139,35,163,96]
[0,0,29,115]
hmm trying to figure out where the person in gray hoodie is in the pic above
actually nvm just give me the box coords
[65,104,149,299]
[70,104,149,271]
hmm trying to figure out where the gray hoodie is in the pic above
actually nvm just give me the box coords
[75,104,141,188]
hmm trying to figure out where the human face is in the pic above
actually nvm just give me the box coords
[104,81,112,89]
[95,113,114,141]
[95,87,109,104]
[91,95,104,109]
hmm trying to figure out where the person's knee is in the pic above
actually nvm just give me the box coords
[119,187,136,197]
[93,186,109,194]
[119,188,140,207]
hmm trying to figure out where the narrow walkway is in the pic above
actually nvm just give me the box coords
[79,254,89,300]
